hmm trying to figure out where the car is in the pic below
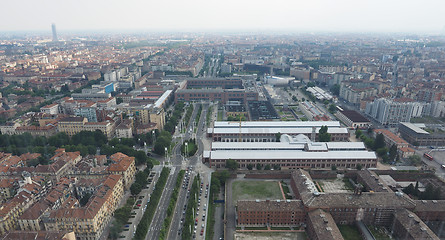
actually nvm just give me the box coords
[137,204,141,207]
[124,224,130,228]
[200,229,204,235]
[194,225,197,230]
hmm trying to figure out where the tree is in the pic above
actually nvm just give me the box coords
[247,164,253,170]
[376,147,389,158]
[130,182,143,195]
[408,155,422,166]
[79,193,92,206]
[356,164,363,170]
[275,132,282,142]
[226,159,238,171]
[374,133,386,150]
[256,163,262,170]
[330,84,340,96]
[264,164,271,170]
[389,144,398,162]
[328,104,337,114]
[116,97,124,105]
[331,165,337,171]
[318,125,331,142]
[307,82,316,87]
[355,129,362,138]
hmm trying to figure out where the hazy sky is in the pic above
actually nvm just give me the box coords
[2,0,445,33]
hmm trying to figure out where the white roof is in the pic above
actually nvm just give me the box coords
[210,150,376,160]
[153,90,172,108]
[326,142,366,149]
[213,121,341,128]
[211,141,365,151]
[212,127,348,135]
[400,122,429,134]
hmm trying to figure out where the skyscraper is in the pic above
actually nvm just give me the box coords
[51,23,58,42]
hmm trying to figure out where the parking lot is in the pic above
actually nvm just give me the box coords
[121,168,160,240]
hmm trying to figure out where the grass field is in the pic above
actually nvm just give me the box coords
[338,225,362,240]
[232,180,282,204]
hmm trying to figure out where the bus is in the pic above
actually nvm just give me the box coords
[424,153,434,161]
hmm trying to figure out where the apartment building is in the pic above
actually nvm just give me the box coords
[40,103,59,115]
[107,153,136,190]
[44,175,123,240]
[57,117,115,139]
[365,98,426,125]
[57,117,88,137]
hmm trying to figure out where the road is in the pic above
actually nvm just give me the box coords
[167,102,213,240]
[145,167,178,240]
[128,102,215,240]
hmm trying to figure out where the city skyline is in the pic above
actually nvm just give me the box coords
[1,0,445,34]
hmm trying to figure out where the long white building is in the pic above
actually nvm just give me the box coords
[208,121,349,142]
[203,135,376,169]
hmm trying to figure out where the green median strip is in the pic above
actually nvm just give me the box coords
[159,170,185,240]
[133,167,170,240]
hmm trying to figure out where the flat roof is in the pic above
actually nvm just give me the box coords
[211,142,365,151]
[176,88,223,93]
[153,90,172,108]
[307,192,414,209]
[209,150,376,160]
[400,122,430,135]
[214,121,341,128]
[212,127,348,135]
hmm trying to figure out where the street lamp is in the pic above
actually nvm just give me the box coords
[164,147,168,165]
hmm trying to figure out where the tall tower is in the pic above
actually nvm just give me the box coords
[52,23,58,42]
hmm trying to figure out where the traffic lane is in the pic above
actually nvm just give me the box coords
[151,169,177,239]
[145,168,178,240]
[169,171,194,240]
[194,172,211,240]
